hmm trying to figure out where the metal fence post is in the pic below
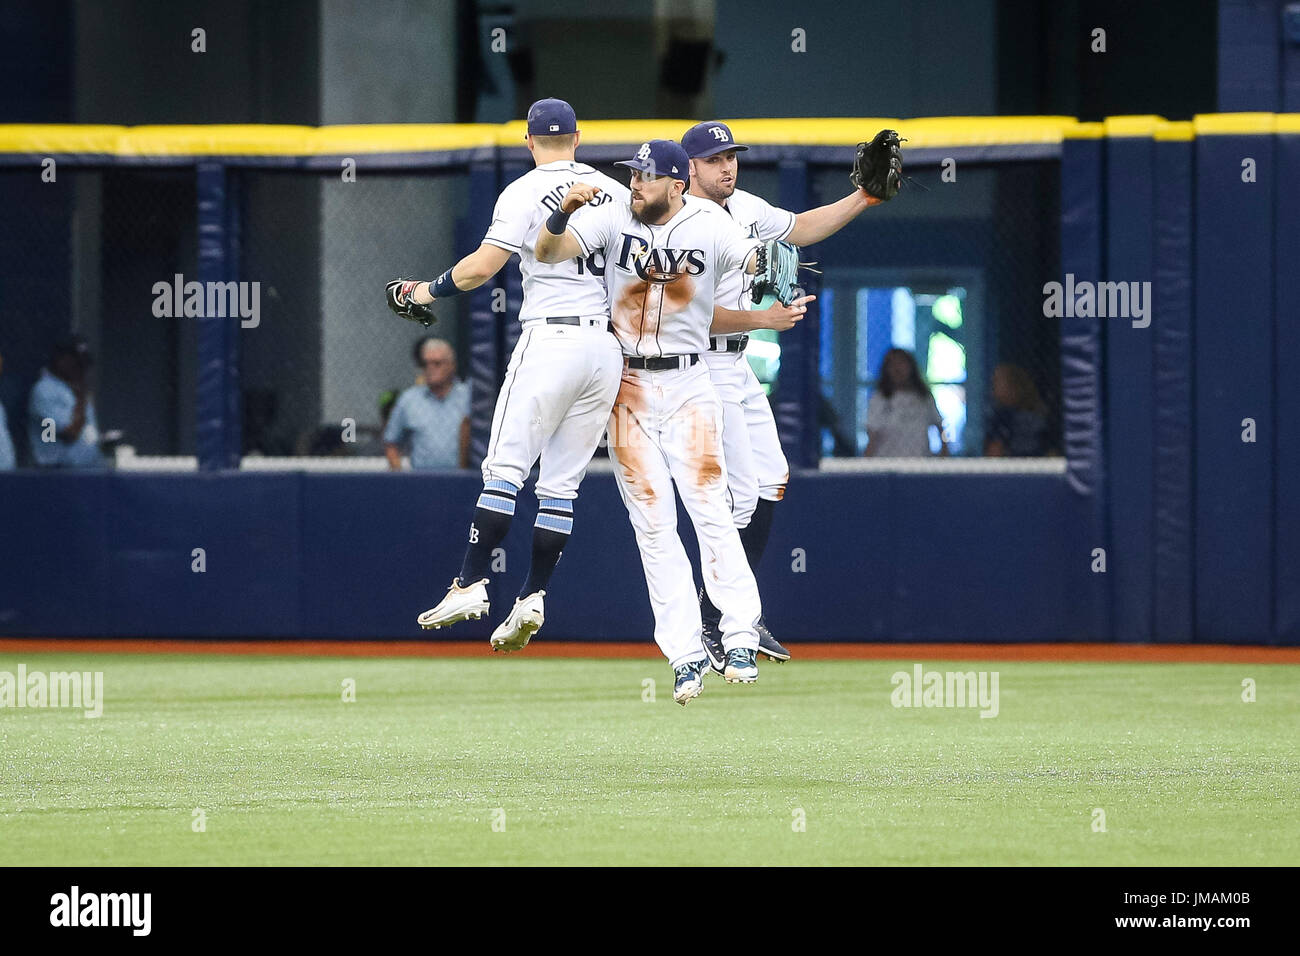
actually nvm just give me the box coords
[466,158,500,467]
[777,159,819,469]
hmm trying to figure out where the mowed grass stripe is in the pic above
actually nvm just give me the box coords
[0,655,1295,865]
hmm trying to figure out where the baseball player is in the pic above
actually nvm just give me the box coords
[534,139,812,705]
[681,120,897,672]
[386,98,629,652]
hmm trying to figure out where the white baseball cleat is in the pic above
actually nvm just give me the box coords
[418,578,489,630]
[489,590,545,653]
[673,658,708,705]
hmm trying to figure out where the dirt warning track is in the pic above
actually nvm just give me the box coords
[1,638,1297,663]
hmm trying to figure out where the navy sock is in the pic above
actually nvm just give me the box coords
[739,496,777,572]
[521,498,572,595]
[458,479,519,584]
[700,586,721,628]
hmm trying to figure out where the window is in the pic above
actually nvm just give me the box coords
[821,272,983,458]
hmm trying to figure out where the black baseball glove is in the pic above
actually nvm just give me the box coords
[850,129,904,201]
[386,278,436,327]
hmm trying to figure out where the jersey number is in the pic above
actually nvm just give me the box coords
[574,252,606,277]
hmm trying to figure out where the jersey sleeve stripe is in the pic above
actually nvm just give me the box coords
[482,236,521,253]
[777,209,796,241]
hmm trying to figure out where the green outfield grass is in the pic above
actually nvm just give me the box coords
[0,653,1296,866]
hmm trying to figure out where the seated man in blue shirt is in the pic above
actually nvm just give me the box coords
[27,336,105,469]
[384,336,470,470]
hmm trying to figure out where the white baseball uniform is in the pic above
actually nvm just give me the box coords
[703,187,796,529]
[478,161,629,500]
[568,195,764,666]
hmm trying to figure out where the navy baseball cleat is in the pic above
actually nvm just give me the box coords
[673,658,709,705]
[724,648,759,683]
[755,619,791,662]
[701,621,726,675]
[698,586,725,674]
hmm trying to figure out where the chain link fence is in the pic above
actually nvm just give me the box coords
[0,148,1062,470]
[235,167,470,461]
[0,166,197,466]
[811,159,1061,459]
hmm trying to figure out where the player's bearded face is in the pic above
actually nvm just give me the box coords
[629,174,674,224]
[692,152,738,202]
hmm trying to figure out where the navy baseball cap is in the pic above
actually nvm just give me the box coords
[681,121,749,159]
[615,140,690,183]
[526,98,577,135]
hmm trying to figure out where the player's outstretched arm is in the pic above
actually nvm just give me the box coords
[711,294,815,333]
[786,190,878,247]
[409,243,514,305]
[534,182,601,263]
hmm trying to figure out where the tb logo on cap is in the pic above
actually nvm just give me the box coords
[710,126,729,142]
[636,143,652,160]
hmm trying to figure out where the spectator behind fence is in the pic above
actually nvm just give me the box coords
[865,348,948,457]
[0,351,15,470]
[985,363,1051,457]
[384,336,470,470]
[27,336,105,469]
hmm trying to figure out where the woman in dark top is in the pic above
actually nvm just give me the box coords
[984,363,1050,457]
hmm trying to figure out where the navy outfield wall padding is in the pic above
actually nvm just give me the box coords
[1194,133,1275,644]
[1104,135,1156,642]
[1058,137,1110,641]
[0,471,1090,641]
[1152,137,1196,643]
[299,471,490,638]
[1275,133,1300,642]
[887,475,1091,641]
[0,473,111,637]
[224,169,243,465]
[467,159,501,466]
[105,473,302,637]
[1059,139,1105,499]
[195,161,238,470]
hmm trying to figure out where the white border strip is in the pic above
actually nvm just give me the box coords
[819,457,1067,474]
[115,450,1066,476]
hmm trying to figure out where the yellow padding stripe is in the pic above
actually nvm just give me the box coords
[1194,113,1276,135]
[0,115,1296,155]
[0,123,498,155]
[1155,122,1195,141]
[583,117,1087,148]
[1064,122,1106,140]
[504,119,697,146]
[0,117,1087,155]
[1105,115,1168,137]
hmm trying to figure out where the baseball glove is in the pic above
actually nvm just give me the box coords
[386,278,436,327]
[750,240,818,309]
[850,129,904,201]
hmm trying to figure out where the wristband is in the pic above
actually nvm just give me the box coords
[430,268,464,299]
[545,208,571,235]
